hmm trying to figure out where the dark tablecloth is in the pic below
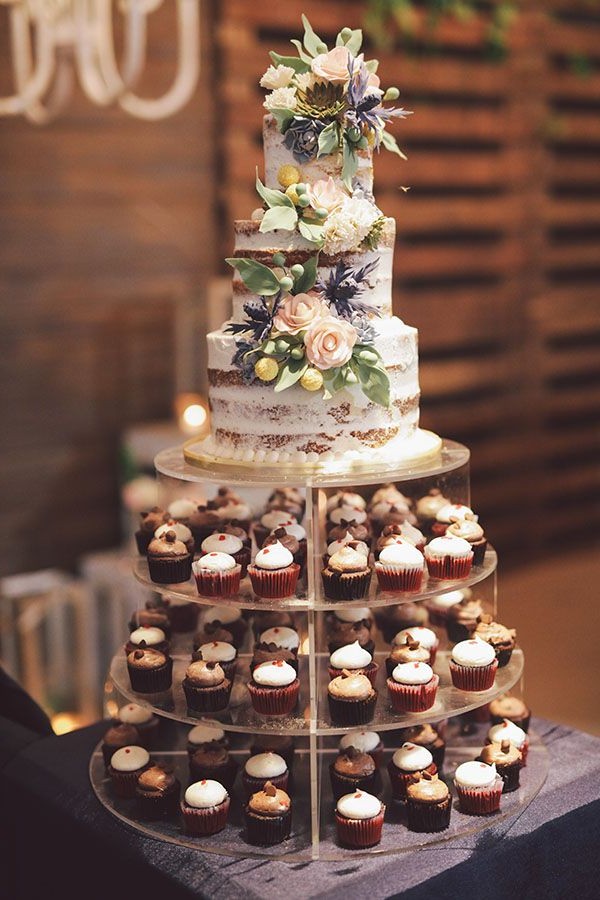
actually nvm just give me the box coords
[1,717,599,900]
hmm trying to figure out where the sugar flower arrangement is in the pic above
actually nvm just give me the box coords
[225,254,390,408]
[261,15,411,189]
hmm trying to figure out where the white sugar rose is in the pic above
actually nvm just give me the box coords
[260,64,296,90]
[308,177,346,213]
[322,197,380,254]
[311,46,350,84]
[273,292,328,335]
[263,87,297,111]
[304,315,357,370]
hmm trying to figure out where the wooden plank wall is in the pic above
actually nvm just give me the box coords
[0,3,217,575]
[216,0,600,561]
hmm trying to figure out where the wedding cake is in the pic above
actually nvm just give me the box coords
[197,17,441,468]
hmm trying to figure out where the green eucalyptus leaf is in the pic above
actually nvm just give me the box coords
[317,121,340,158]
[298,219,325,246]
[259,206,298,233]
[274,357,308,392]
[290,39,314,64]
[269,51,311,74]
[358,364,391,408]
[255,171,295,209]
[262,340,277,356]
[345,29,363,56]
[270,107,296,131]
[342,138,359,190]
[365,59,379,74]
[301,14,327,57]
[291,252,320,294]
[225,258,281,296]
[381,130,408,160]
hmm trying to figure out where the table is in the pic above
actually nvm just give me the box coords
[1,717,599,900]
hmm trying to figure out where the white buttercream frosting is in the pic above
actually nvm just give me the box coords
[188,724,226,745]
[398,521,425,545]
[435,503,475,523]
[252,660,297,687]
[327,535,369,558]
[129,626,166,647]
[200,606,242,625]
[391,742,433,772]
[155,521,192,543]
[330,641,372,670]
[217,501,251,520]
[392,661,434,685]
[428,589,467,610]
[328,491,367,511]
[245,752,287,778]
[334,607,371,623]
[393,627,437,650]
[328,506,368,526]
[197,641,236,663]
[280,521,306,541]
[378,541,424,569]
[339,731,381,753]
[254,540,294,570]
[194,552,237,572]
[452,638,496,668]
[260,510,297,530]
[167,498,198,520]
[259,626,299,650]
[201,533,243,555]
[185,779,228,808]
[425,535,474,559]
[454,760,498,789]
[118,704,153,725]
[336,790,382,820]
[110,745,150,772]
[488,720,527,749]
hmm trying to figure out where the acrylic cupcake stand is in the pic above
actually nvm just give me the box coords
[90,440,548,861]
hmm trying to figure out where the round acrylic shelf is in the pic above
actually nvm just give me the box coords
[133,547,497,612]
[90,718,547,862]
[109,648,522,736]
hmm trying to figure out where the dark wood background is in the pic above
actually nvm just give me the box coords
[1,0,599,576]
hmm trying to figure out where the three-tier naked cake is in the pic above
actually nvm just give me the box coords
[192,17,442,469]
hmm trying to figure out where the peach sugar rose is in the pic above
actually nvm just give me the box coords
[272,292,328,335]
[311,46,350,84]
[308,177,346,214]
[304,315,357,370]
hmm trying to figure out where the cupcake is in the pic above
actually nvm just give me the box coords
[454,760,503,814]
[327,670,377,726]
[375,522,426,558]
[335,790,384,849]
[392,626,439,665]
[403,723,446,771]
[431,503,476,538]
[196,605,247,648]
[117,703,160,749]
[445,595,484,643]
[375,541,425,593]
[480,739,522,792]
[449,638,498,692]
[135,506,167,555]
[154,519,195,555]
[327,604,373,630]
[189,743,238,790]
[135,764,180,819]
[182,660,232,713]
[378,503,416,536]
[326,613,374,655]
[127,647,173,694]
[447,515,487,566]
[374,602,429,644]
[201,531,250,575]
[253,509,298,549]
[187,723,228,758]
[223,521,251,550]
[328,641,379,688]
[247,660,300,716]
[245,781,292,845]
[263,526,305,569]
[329,747,377,800]
[192,552,241,598]
[406,771,451,832]
[276,520,308,563]
[162,594,199,633]
[487,719,529,765]
[242,752,289,799]
[146,531,193,585]
[247,541,301,600]
[321,546,371,601]
[472,614,516,667]
[329,490,367,513]
[327,504,370,537]
[215,497,252,533]
[185,503,222,549]
[252,609,295,638]
[339,730,384,767]
[388,743,437,801]
[129,603,172,637]
[425,535,474,580]
[108,745,150,798]
[328,519,370,546]
[192,641,238,681]
[385,636,431,678]
[387,662,439,714]
[167,496,202,526]
[181,779,230,835]
[425,588,469,628]
[250,734,295,770]
[415,489,450,533]
[125,626,169,656]
[252,626,300,672]
[101,723,140,768]
[489,695,531,732]
[326,534,370,563]
[267,487,305,520]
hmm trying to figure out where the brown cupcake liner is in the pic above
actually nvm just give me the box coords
[329,764,378,801]
[449,659,498,692]
[495,646,514,668]
[321,568,371,601]
[147,554,193,585]
[327,690,377,726]
[406,795,451,832]
[181,796,230,835]
[194,565,241,598]
[241,770,289,800]
[471,538,488,566]
[495,761,521,793]
[135,530,153,556]
[455,779,503,814]
[247,563,301,600]
[244,806,292,845]
[375,565,424,593]
[335,807,385,848]
[247,679,300,716]
[108,764,149,799]
[188,757,238,791]
[127,657,173,694]
[134,719,161,750]
[234,547,251,577]
[426,553,473,580]
[250,523,271,550]
[166,603,199,633]
[328,661,379,688]
[183,678,232,713]
[387,674,439,713]
[136,784,181,819]
[388,761,437,801]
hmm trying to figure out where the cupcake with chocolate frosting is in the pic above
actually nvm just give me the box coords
[102,723,141,768]
[247,660,300,716]
[192,640,238,681]
[242,752,289,799]
[431,502,476,538]
[267,486,305,520]
[127,647,173,694]
[327,519,371,545]
[248,541,301,600]
[129,603,172,638]
[327,670,377,726]
[339,730,384,767]
[489,695,531,732]
[487,719,529,765]
[480,739,522,792]
[385,636,431,678]
[328,641,379,687]
[125,626,169,657]
[335,790,384,849]
[135,763,180,819]
[189,742,238,790]
[387,742,437,801]
[327,504,370,537]
[146,530,193,585]
[252,509,298,549]
[446,595,484,643]
[406,771,451,832]
[252,626,299,672]
[245,781,292,846]
[154,519,195,555]
[392,626,439,665]
[181,779,230,835]
[322,546,371,601]
[135,506,167,555]
[447,514,487,565]
[196,605,246,648]
[185,503,221,549]
[329,747,377,800]
[182,660,232,713]
[472,614,516,667]
[374,601,429,644]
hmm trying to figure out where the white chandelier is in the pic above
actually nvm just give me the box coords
[0,0,200,123]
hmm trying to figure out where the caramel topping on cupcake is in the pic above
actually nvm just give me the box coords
[185,660,225,687]
[473,616,516,645]
[328,670,373,701]
[406,771,449,804]
[137,764,176,794]
[481,739,521,766]
[328,546,369,574]
[127,648,168,670]
[248,781,291,815]
[389,638,431,666]
[147,531,188,557]
[333,747,375,777]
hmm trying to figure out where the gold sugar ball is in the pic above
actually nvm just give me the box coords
[300,368,324,392]
[254,358,279,382]
[277,164,301,188]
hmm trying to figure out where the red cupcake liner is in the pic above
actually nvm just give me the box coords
[335,807,385,848]
[247,679,300,716]
[181,797,230,835]
[426,553,473,580]
[455,779,503,814]
[147,554,193,585]
[136,784,181,820]
[375,565,424,593]
[241,770,289,800]
[387,674,439,713]
[247,563,300,600]
[449,659,498,692]
[388,761,437,801]
[328,661,379,688]
[194,565,241,598]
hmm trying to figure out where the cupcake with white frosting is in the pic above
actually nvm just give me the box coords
[187,722,228,757]
[192,551,241,598]
[196,605,246,648]
[335,790,385,848]
[329,746,378,801]
[327,503,371,537]
[192,640,238,681]
[117,703,160,749]
[124,626,169,657]
[415,488,450,533]
[339,730,384,767]
[392,626,439,665]
[447,514,487,565]
[247,660,300,716]
[387,742,437,801]
[108,745,150,798]
[387,661,439,713]
[181,779,230,835]
[252,625,300,673]
[449,637,498,692]
[326,533,370,563]
[201,531,250,574]
[375,540,425,593]
[252,509,298,549]
[424,534,474,580]
[454,759,503,814]
[486,718,530,765]
[375,522,426,558]
[425,588,469,628]
[242,751,289,798]
[328,641,379,688]
[247,541,301,600]
[431,502,476,537]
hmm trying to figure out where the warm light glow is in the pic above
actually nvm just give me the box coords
[183,404,208,429]
[105,700,119,719]
[300,637,310,655]
[51,712,80,735]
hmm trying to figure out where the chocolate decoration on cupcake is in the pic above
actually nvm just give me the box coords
[329,746,377,800]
